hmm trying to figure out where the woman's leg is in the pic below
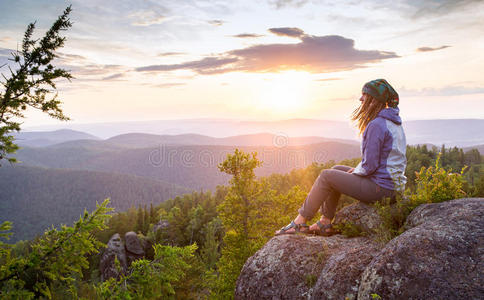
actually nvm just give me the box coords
[276,165,394,235]
[298,166,394,221]
[331,165,353,172]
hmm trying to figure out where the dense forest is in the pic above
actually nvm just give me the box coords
[0,166,190,242]
[12,141,361,190]
[1,144,482,298]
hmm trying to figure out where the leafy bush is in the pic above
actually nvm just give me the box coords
[94,244,197,299]
[0,200,112,299]
[333,221,367,238]
[374,154,467,243]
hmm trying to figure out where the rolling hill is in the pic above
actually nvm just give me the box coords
[13,129,99,147]
[11,141,362,190]
[0,165,191,242]
[25,118,484,147]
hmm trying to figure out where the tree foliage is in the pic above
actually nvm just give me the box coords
[95,244,197,299]
[0,199,112,299]
[375,153,468,243]
[0,6,72,164]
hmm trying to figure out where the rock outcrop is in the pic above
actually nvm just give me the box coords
[235,198,484,299]
[100,232,148,281]
[358,198,484,299]
[235,234,380,300]
[333,201,381,234]
[125,231,145,266]
[100,233,127,281]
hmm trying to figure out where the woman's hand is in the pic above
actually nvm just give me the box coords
[347,168,355,173]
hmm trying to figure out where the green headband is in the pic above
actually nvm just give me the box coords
[362,79,399,108]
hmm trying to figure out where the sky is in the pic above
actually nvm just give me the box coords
[0,0,483,128]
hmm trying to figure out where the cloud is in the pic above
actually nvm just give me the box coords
[410,0,483,18]
[129,10,168,26]
[232,33,264,38]
[158,52,185,56]
[207,20,224,26]
[136,33,398,75]
[315,77,341,81]
[102,73,125,81]
[416,45,451,52]
[0,47,13,59]
[269,27,305,38]
[136,57,239,74]
[400,86,484,97]
[57,52,88,62]
[68,64,124,76]
[153,82,186,88]
[269,0,310,9]
[0,36,11,43]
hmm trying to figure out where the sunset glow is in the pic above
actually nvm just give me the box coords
[0,0,483,128]
[256,71,311,114]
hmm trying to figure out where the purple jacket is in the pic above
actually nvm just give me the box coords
[353,107,407,191]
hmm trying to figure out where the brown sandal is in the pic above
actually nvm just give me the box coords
[275,221,310,236]
[310,220,339,236]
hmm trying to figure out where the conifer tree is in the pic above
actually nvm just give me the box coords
[150,202,156,224]
[136,204,144,233]
[0,6,73,165]
[215,149,266,298]
[143,204,150,234]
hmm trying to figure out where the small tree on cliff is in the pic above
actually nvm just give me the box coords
[215,149,269,298]
[0,6,72,165]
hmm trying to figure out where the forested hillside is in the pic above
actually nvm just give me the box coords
[12,141,361,190]
[0,165,190,242]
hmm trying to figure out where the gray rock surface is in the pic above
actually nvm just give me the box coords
[236,198,484,300]
[125,231,144,255]
[358,198,484,300]
[125,231,145,266]
[99,233,127,281]
[333,201,381,234]
[311,238,380,300]
[235,234,379,299]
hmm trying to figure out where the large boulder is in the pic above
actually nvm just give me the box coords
[99,233,127,281]
[311,238,380,300]
[358,198,484,299]
[333,201,381,235]
[235,198,484,299]
[125,231,145,266]
[235,234,379,299]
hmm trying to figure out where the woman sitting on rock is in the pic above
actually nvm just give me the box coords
[276,79,407,236]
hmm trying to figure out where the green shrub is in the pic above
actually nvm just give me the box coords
[305,274,317,288]
[408,155,467,209]
[333,221,367,238]
[375,154,467,243]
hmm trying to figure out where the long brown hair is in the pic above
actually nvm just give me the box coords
[351,93,387,135]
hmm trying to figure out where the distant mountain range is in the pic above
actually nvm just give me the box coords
[12,129,99,147]
[12,141,361,190]
[25,118,484,147]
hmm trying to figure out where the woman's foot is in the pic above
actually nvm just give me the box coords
[275,221,310,235]
[309,217,337,236]
[275,215,309,235]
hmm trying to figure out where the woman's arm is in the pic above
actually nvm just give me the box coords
[352,122,384,176]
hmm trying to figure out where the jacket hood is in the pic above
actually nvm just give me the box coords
[378,107,402,125]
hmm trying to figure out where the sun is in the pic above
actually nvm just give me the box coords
[257,71,311,113]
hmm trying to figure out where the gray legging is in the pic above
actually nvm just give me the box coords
[298,165,396,220]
